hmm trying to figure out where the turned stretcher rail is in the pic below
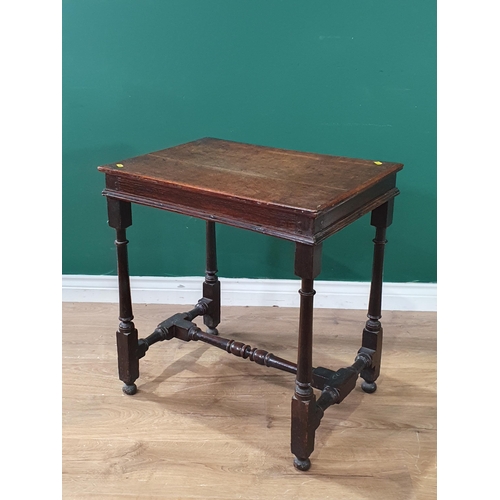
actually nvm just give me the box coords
[189,327,298,374]
[136,307,372,398]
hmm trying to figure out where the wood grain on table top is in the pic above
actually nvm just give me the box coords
[98,138,403,213]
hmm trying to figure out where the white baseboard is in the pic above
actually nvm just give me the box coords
[62,275,436,312]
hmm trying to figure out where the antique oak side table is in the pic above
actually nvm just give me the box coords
[98,138,403,471]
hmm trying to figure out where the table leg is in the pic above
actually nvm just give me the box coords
[291,243,322,471]
[359,199,394,394]
[203,220,221,335]
[107,198,139,395]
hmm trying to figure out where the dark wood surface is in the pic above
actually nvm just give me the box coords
[98,138,403,244]
[99,138,403,470]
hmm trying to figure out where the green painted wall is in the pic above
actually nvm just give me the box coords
[63,0,436,283]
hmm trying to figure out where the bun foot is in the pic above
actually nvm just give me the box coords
[293,457,311,471]
[206,327,219,336]
[361,381,377,394]
[122,383,137,395]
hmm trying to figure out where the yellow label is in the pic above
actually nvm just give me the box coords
[116,163,124,168]
[374,161,382,165]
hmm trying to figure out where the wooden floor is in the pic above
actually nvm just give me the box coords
[62,303,436,500]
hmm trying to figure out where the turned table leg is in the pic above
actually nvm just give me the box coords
[291,243,322,471]
[359,199,394,394]
[107,198,139,395]
[202,220,221,335]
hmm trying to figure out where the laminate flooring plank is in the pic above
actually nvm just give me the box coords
[62,303,436,500]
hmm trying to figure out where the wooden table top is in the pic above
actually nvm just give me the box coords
[98,138,403,244]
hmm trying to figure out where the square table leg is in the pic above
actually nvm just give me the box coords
[291,242,322,471]
[359,199,394,393]
[107,198,139,395]
[202,221,221,335]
